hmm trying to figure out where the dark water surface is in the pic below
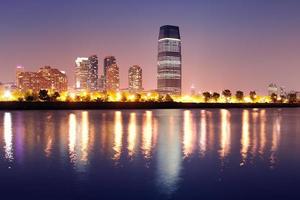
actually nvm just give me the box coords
[0,109,299,199]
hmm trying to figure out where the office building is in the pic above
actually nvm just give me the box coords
[106,63,119,91]
[88,55,99,91]
[157,25,182,95]
[128,65,143,92]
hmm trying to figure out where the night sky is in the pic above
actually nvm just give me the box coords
[1,0,300,94]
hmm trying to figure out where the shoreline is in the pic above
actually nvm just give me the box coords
[0,102,299,110]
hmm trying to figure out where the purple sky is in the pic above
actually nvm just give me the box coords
[1,0,300,94]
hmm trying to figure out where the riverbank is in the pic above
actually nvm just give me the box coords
[0,101,299,110]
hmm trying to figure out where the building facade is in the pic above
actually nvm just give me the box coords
[106,63,120,91]
[16,66,24,89]
[157,25,182,95]
[98,75,105,91]
[88,55,99,91]
[75,57,89,91]
[17,66,67,93]
[103,56,117,89]
[128,65,143,92]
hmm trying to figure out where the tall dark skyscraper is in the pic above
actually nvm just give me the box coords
[103,56,116,90]
[88,55,99,91]
[157,25,182,95]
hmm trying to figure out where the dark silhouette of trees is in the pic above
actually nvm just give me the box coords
[51,92,60,101]
[121,93,127,102]
[249,91,256,102]
[164,94,174,102]
[222,89,232,102]
[39,90,50,101]
[271,93,277,103]
[288,93,297,103]
[212,92,220,102]
[135,93,142,102]
[235,91,244,101]
[202,92,211,102]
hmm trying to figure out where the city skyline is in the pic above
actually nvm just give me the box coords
[1,0,300,94]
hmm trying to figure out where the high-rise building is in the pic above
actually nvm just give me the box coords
[98,75,105,91]
[103,56,117,89]
[17,66,68,93]
[128,65,143,92]
[88,55,99,91]
[75,57,89,91]
[157,25,182,95]
[106,63,119,91]
[103,56,116,89]
[16,66,24,89]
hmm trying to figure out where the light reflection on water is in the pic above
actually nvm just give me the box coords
[0,109,299,199]
[4,112,13,162]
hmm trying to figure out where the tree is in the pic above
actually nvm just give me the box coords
[164,94,174,102]
[25,95,35,102]
[235,91,244,102]
[121,93,127,102]
[202,92,211,102]
[222,89,232,102]
[39,90,50,101]
[249,91,257,102]
[136,93,142,102]
[82,94,91,102]
[51,92,60,101]
[212,92,220,102]
[288,93,297,104]
[158,95,164,102]
[271,93,277,103]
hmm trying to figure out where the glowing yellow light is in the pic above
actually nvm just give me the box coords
[116,92,122,101]
[4,90,12,100]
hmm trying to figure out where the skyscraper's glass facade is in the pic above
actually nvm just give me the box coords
[128,65,143,92]
[88,55,98,91]
[157,25,182,95]
[103,56,117,90]
[75,57,89,91]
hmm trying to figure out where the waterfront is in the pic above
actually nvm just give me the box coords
[0,109,300,199]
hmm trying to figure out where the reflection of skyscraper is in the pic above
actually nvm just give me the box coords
[106,64,120,91]
[75,57,89,90]
[157,25,182,95]
[156,110,181,196]
[128,65,143,92]
[88,55,99,91]
[104,56,116,89]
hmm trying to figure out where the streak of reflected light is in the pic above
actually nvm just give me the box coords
[69,113,77,163]
[183,110,195,158]
[142,111,153,159]
[128,112,137,157]
[220,109,231,159]
[4,112,13,161]
[259,109,266,156]
[241,110,250,165]
[270,112,281,168]
[113,111,123,161]
[199,110,207,157]
[81,111,89,162]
